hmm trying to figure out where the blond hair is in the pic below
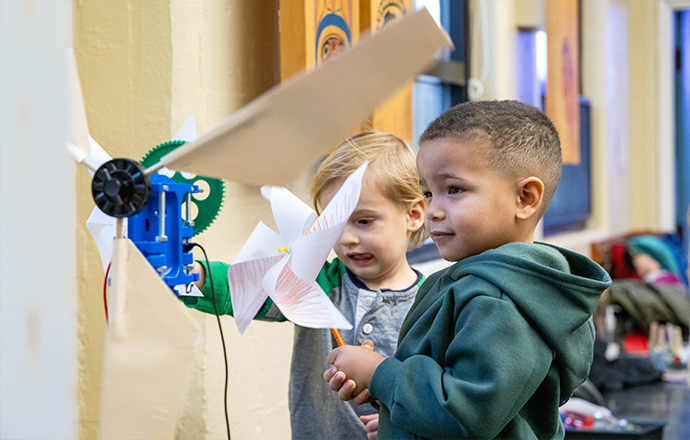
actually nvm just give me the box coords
[311,131,426,249]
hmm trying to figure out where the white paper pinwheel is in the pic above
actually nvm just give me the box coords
[228,162,368,333]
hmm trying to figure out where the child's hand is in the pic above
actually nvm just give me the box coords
[191,261,206,289]
[323,366,359,400]
[326,342,384,397]
[323,340,379,403]
[323,365,373,404]
[360,414,379,440]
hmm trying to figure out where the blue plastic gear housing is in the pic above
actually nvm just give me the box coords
[127,173,199,291]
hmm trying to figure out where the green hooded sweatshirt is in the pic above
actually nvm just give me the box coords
[369,242,612,439]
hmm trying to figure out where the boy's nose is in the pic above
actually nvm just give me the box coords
[426,202,444,221]
[339,224,359,246]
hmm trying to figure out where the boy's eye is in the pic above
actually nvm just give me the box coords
[448,186,462,195]
[357,218,373,225]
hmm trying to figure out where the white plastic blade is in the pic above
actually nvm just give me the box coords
[84,115,194,270]
[66,48,91,166]
[82,136,112,175]
[173,114,197,142]
[159,8,451,186]
[85,208,117,273]
[83,140,118,274]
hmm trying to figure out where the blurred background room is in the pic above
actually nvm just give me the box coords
[1,0,690,439]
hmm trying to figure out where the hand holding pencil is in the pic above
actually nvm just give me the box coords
[324,339,379,404]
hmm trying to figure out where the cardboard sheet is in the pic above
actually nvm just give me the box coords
[98,238,201,440]
[160,8,451,186]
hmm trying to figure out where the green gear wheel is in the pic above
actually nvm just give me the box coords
[141,140,225,236]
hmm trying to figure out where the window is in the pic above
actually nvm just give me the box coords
[412,0,469,150]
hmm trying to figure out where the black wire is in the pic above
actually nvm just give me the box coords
[189,242,231,440]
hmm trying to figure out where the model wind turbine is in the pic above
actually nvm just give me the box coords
[68,8,451,440]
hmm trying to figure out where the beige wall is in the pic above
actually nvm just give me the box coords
[555,0,666,249]
[579,0,660,235]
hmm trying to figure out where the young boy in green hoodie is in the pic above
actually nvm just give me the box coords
[324,100,612,439]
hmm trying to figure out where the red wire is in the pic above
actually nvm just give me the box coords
[103,261,111,325]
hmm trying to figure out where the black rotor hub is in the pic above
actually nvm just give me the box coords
[92,158,151,218]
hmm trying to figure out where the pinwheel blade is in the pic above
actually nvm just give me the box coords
[261,186,317,240]
[291,162,368,281]
[228,255,284,334]
[271,267,352,330]
[159,8,451,186]
[233,221,287,264]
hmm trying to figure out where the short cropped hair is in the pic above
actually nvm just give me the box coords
[311,131,426,249]
[419,100,562,210]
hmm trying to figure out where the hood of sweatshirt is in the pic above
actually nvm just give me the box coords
[446,241,612,399]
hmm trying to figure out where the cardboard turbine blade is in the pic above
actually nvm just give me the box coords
[160,8,451,186]
[99,239,201,440]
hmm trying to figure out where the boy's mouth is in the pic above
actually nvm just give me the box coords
[429,230,453,238]
[429,231,454,243]
[347,253,374,264]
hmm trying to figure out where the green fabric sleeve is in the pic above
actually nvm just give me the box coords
[315,258,347,296]
[182,259,345,322]
[179,260,232,315]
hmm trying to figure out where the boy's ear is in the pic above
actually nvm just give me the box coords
[406,199,426,231]
[515,177,544,220]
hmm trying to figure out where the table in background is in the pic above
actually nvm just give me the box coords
[602,380,690,440]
